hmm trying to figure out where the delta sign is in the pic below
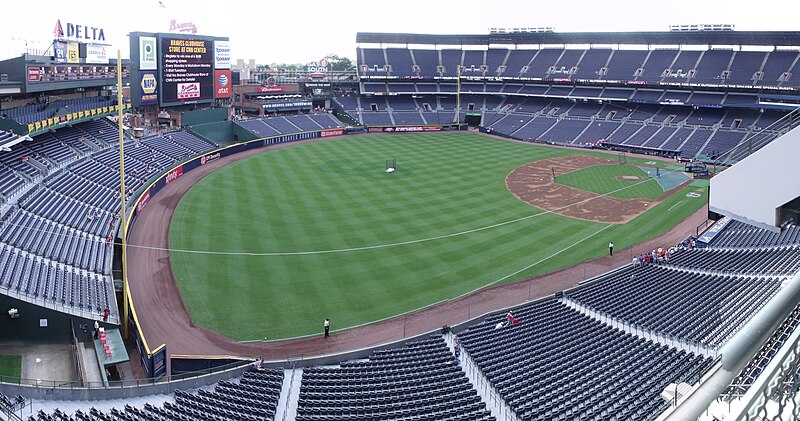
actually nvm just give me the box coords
[53,19,107,43]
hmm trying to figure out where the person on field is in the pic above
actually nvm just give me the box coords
[609,242,614,256]
[324,318,330,338]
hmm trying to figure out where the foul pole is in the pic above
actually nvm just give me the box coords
[117,49,129,339]
[454,64,461,124]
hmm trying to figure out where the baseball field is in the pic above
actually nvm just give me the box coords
[169,132,707,340]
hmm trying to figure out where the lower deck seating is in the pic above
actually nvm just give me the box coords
[458,298,713,420]
[297,336,493,421]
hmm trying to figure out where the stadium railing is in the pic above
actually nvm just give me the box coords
[0,359,251,400]
[657,270,800,419]
[715,107,800,166]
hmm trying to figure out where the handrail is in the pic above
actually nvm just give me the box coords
[0,359,250,390]
[715,107,800,166]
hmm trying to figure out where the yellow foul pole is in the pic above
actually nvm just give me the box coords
[117,49,129,339]
[454,64,461,124]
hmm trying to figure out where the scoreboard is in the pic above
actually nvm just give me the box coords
[129,32,230,108]
[160,37,213,105]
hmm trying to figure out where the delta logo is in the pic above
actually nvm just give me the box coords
[177,82,200,99]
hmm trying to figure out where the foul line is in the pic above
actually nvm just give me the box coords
[668,200,685,212]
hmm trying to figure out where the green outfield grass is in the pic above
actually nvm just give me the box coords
[0,355,21,381]
[169,133,707,340]
[556,164,665,200]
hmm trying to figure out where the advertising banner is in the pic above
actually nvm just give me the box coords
[214,40,230,69]
[137,188,151,213]
[27,66,43,82]
[165,165,184,184]
[177,82,200,99]
[382,126,442,132]
[86,43,109,64]
[140,72,158,105]
[261,101,311,110]
[320,128,344,137]
[697,216,732,246]
[214,70,232,98]
[139,36,157,70]
[257,85,284,93]
[200,152,220,165]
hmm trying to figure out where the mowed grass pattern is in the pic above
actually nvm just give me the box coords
[0,355,21,380]
[556,164,665,200]
[170,133,706,340]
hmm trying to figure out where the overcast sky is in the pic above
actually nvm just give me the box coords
[1,0,798,65]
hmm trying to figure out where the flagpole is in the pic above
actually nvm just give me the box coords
[117,49,129,339]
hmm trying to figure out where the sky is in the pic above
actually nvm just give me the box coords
[0,0,798,65]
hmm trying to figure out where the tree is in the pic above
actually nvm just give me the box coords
[323,54,354,72]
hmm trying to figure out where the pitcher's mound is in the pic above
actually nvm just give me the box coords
[618,175,641,181]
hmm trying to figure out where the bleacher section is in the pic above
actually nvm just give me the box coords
[458,298,713,419]
[26,369,284,421]
[567,267,781,347]
[707,220,800,248]
[296,336,492,421]
[350,43,797,159]
[0,118,217,322]
[454,216,800,419]
[235,113,344,137]
[359,46,800,87]
[0,129,20,150]
[339,94,788,158]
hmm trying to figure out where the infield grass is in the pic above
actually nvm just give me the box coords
[556,164,665,200]
[169,133,706,340]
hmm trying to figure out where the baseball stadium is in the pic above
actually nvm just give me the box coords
[0,16,799,421]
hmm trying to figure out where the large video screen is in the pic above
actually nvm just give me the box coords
[159,36,213,106]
